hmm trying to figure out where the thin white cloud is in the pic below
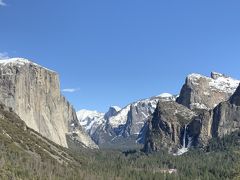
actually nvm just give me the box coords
[0,52,9,59]
[62,88,80,93]
[0,0,6,6]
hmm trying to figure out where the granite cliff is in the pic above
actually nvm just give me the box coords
[0,58,97,148]
[177,72,239,110]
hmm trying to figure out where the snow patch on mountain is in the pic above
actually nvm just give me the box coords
[77,109,104,124]
[77,110,105,135]
[107,95,170,129]
[0,58,55,72]
[188,72,240,94]
[111,106,121,112]
[78,93,176,146]
[182,72,240,110]
[157,93,173,98]
[108,106,131,128]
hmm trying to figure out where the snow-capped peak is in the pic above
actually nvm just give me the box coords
[157,93,173,98]
[211,72,228,80]
[110,106,121,112]
[104,106,121,120]
[77,109,105,134]
[0,58,55,72]
[188,72,240,94]
[77,109,103,120]
[108,97,160,128]
[0,58,31,65]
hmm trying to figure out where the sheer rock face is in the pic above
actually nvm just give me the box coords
[0,58,96,148]
[211,85,240,138]
[177,72,240,110]
[144,101,196,153]
[144,102,215,153]
[174,84,240,151]
[229,85,240,106]
[187,110,213,147]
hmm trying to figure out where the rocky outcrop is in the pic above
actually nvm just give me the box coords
[104,106,121,120]
[177,72,239,110]
[144,101,196,153]
[211,85,240,138]
[229,85,240,106]
[187,110,213,147]
[189,84,240,144]
[0,58,97,148]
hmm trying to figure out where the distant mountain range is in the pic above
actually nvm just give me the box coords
[1,57,240,156]
[77,93,176,149]
[77,71,240,153]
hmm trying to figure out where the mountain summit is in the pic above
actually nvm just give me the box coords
[177,72,240,110]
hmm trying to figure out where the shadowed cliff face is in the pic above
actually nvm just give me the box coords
[189,83,240,148]
[0,58,97,148]
[187,110,213,147]
[211,84,240,138]
[144,101,196,153]
[229,84,240,106]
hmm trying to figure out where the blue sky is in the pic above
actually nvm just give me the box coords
[1,0,240,112]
